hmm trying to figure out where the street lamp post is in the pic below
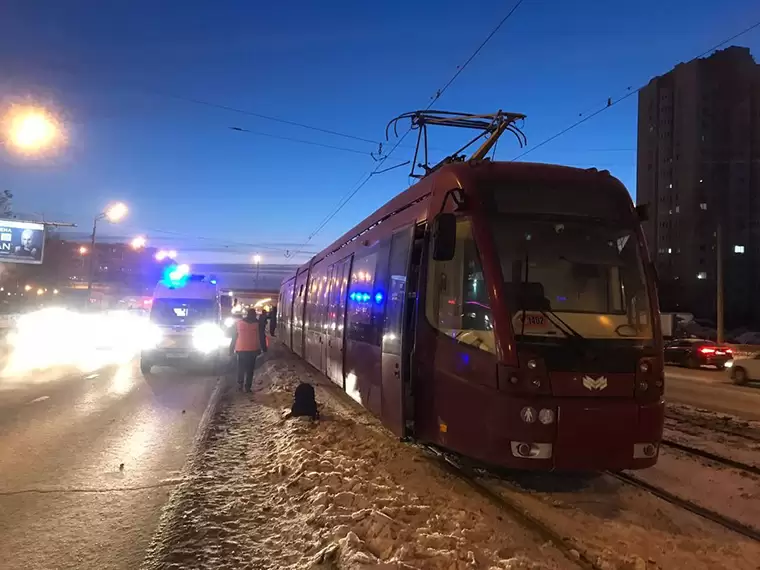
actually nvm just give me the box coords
[85,202,128,307]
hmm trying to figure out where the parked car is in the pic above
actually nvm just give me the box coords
[725,353,760,385]
[664,338,733,369]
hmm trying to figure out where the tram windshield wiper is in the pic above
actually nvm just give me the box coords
[535,307,587,343]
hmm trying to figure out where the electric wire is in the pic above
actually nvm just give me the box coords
[303,0,526,244]
[511,19,760,161]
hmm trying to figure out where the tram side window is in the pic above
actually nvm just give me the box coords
[306,270,327,333]
[347,251,381,345]
[426,218,495,354]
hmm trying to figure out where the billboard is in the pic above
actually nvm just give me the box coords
[0,219,45,265]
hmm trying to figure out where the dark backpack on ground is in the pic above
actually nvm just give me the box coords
[291,382,319,420]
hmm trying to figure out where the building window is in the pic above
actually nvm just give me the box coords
[699,203,707,210]
[697,272,707,280]
[734,245,745,254]
[675,206,680,213]
[667,248,672,254]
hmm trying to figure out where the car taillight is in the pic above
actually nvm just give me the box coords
[725,348,733,354]
[699,347,716,354]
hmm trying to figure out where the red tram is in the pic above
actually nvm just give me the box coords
[277,141,663,473]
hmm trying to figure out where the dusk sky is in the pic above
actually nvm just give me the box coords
[1,0,758,265]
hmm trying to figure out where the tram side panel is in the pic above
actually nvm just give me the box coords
[278,278,296,350]
[291,270,310,357]
[304,264,328,373]
[343,241,389,418]
[379,226,415,438]
[325,256,352,389]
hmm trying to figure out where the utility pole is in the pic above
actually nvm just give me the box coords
[716,222,724,344]
[85,217,99,307]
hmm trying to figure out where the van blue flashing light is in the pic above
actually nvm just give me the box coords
[162,264,190,288]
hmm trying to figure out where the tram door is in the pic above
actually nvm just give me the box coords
[326,256,351,388]
[381,227,413,437]
[320,264,335,377]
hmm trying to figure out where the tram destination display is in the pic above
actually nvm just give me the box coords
[0,219,45,265]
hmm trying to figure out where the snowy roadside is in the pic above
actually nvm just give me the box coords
[141,347,574,570]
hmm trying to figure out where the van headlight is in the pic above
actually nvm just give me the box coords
[193,323,227,353]
[142,324,163,349]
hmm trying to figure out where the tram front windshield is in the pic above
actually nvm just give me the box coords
[489,216,653,341]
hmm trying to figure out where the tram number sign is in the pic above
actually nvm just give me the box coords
[523,314,545,327]
[513,311,557,334]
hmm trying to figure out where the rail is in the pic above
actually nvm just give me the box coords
[609,471,760,542]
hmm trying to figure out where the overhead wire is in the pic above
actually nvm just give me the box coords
[228,127,371,156]
[303,0,526,244]
[13,56,383,147]
[511,19,760,161]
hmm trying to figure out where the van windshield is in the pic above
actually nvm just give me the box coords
[150,298,216,326]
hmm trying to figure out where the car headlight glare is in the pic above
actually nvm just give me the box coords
[193,322,227,353]
[142,324,163,349]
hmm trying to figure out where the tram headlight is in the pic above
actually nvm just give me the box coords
[538,408,555,425]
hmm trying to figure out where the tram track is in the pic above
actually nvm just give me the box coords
[608,471,760,542]
[665,412,760,443]
[660,438,760,476]
[420,441,760,570]
[419,445,604,570]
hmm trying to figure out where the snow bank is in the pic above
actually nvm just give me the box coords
[142,350,570,570]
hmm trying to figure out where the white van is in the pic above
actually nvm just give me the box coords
[140,270,230,374]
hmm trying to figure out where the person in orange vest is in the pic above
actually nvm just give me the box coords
[229,308,262,392]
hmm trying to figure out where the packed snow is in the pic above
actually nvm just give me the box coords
[142,349,572,570]
[142,347,760,570]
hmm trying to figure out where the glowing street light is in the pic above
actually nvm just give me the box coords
[79,245,88,255]
[36,288,44,296]
[2,104,64,156]
[131,235,147,249]
[24,284,32,292]
[104,202,128,222]
[53,289,59,295]
[155,249,177,261]
[86,202,129,304]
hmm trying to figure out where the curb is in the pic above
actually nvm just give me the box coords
[139,372,229,570]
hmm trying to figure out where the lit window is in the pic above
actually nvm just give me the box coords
[699,179,703,183]
[675,206,680,213]
[734,245,745,254]
[668,183,673,189]
[697,272,707,280]
[700,203,707,210]
[667,248,672,254]
[668,209,672,215]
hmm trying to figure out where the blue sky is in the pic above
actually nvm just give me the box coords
[1,0,758,264]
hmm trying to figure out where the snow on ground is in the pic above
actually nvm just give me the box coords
[142,348,573,570]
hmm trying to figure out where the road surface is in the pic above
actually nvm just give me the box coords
[0,360,219,570]
[665,365,760,420]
